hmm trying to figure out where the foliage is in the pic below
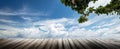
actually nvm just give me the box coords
[61,0,120,23]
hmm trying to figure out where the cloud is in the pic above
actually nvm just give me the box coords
[0,7,49,16]
[0,28,6,31]
[0,10,48,16]
[27,15,120,38]
[0,19,18,24]
[33,18,71,37]
[21,16,32,21]
[88,0,111,8]
[0,25,23,38]
[92,17,120,29]
[78,14,115,27]
[0,0,119,38]
[0,14,120,38]
[103,26,120,38]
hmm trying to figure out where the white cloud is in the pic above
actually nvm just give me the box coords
[0,18,70,38]
[0,14,120,38]
[92,15,120,29]
[0,7,49,16]
[0,11,48,16]
[22,27,48,38]
[21,16,32,21]
[33,18,71,37]
[1,0,119,38]
[34,18,75,27]
[0,19,18,24]
[79,14,114,27]
[102,26,120,38]
[32,14,120,38]
[0,25,24,38]
[88,0,111,8]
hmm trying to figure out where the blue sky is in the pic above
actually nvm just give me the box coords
[0,0,120,38]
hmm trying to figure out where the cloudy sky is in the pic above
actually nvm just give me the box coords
[0,0,120,38]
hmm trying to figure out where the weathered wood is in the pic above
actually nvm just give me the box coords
[0,38,120,49]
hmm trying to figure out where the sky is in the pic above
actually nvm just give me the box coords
[0,0,120,39]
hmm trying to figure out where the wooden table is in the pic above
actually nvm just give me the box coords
[0,38,120,49]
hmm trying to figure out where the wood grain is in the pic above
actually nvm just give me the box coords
[0,38,120,49]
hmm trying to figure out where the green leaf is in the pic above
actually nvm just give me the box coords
[78,16,88,23]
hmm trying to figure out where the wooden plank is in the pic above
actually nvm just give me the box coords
[0,38,120,49]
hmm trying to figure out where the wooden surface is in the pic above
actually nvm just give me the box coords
[0,38,120,49]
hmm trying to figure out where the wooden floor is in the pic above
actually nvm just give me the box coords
[0,38,120,49]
